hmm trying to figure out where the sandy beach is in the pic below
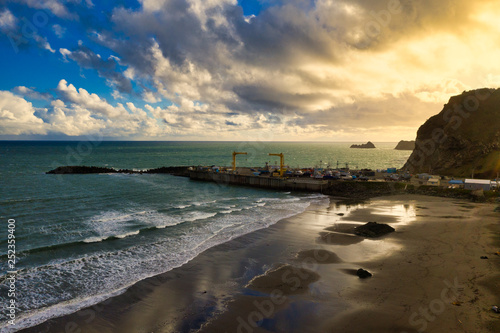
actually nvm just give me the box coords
[20,194,499,333]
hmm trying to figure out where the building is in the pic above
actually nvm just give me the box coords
[448,180,464,188]
[464,179,491,191]
[427,177,441,186]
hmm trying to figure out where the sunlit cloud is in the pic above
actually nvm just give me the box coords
[1,0,500,140]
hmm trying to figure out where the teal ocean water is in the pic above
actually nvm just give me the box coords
[0,141,411,331]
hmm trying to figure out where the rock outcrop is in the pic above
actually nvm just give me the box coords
[354,222,395,237]
[47,165,192,176]
[394,140,415,150]
[403,89,500,178]
[47,166,122,174]
[356,268,372,279]
[350,141,376,149]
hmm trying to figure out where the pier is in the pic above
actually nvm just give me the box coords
[189,170,329,192]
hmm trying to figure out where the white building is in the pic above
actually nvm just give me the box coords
[464,179,491,191]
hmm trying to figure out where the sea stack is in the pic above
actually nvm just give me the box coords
[350,141,376,149]
[403,88,500,178]
[394,140,415,150]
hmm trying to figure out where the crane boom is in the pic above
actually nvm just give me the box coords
[232,151,247,172]
[268,153,285,177]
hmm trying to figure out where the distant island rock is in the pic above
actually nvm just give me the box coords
[403,88,500,178]
[394,140,415,150]
[350,141,376,149]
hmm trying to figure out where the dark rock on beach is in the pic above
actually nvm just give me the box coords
[350,141,376,149]
[356,268,373,279]
[354,222,395,238]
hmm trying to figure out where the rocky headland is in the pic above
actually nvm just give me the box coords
[394,140,415,150]
[403,88,500,178]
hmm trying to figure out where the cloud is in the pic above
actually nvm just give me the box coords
[13,86,52,100]
[60,46,133,93]
[56,79,128,119]
[52,24,66,38]
[38,99,107,136]
[0,91,46,135]
[0,81,164,137]
[4,0,500,140]
[0,9,16,30]
[17,0,75,19]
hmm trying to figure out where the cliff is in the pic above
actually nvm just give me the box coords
[350,141,376,149]
[403,88,500,178]
[394,140,415,150]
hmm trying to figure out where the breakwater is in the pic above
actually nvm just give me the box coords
[189,170,415,199]
[189,170,329,192]
[47,166,494,201]
[46,166,406,198]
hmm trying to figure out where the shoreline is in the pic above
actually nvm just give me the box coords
[17,195,500,333]
[46,165,500,202]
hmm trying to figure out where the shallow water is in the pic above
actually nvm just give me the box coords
[0,141,410,331]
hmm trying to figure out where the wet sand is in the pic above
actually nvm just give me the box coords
[20,195,499,333]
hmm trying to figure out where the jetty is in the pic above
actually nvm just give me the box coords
[189,170,329,192]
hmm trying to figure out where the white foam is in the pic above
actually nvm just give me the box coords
[115,230,140,239]
[83,236,107,243]
[192,200,217,206]
[2,194,329,332]
[174,204,191,209]
[182,211,217,222]
[84,209,182,239]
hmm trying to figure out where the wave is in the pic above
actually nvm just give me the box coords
[183,211,218,222]
[8,210,223,257]
[174,204,192,209]
[191,200,217,206]
[1,227,158,259]
[83,229,144,243]
[1,194,329,331]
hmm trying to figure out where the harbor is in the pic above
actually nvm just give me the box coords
[184,151,500,201]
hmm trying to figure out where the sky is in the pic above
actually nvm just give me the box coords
[1,0,500,141]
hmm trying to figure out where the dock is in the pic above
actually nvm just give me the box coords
[189,170,329,192]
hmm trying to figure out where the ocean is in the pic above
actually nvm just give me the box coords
[0,141,411,332]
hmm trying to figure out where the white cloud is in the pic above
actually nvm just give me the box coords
[13,86,51,100]
[52,24,66,38]
[56,79,128,119]
[18,0,75,19]
[0,9,16,30]
[39,103,107,136]
[59,48,71,61]
[6,0,500,141]
[142,91,161,104]
[0,91,46,135]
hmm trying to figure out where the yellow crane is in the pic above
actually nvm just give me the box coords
[232,151,247,172]
[269,153,285,177]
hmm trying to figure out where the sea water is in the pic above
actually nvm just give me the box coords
[0,141,411,331]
